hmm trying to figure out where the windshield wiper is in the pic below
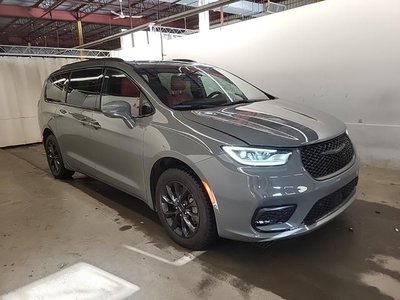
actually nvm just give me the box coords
[220,98,269,106]
[171,103,219,110]
[220,100,255,106]
[171,99,268,110]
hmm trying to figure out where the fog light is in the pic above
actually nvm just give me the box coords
[252,205,296,227]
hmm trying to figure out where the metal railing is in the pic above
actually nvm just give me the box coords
[0,45,111,58]
[148,26,198,40]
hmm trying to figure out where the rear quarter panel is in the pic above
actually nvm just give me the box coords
[38,80,58,138]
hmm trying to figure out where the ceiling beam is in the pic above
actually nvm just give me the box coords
[0,4,150,27]
[80,0,119,18]
[0,35,120,49]
[77,0,240,48]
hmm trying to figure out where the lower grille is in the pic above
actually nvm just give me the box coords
[303,177,358,226]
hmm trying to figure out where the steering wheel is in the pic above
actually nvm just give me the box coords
[207,91,223,98]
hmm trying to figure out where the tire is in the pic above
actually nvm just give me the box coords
[44,134,75,179]
[155,168,218,250]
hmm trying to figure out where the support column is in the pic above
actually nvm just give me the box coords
[220,6,224,26]
[76,20,84,57]
[198,0,210,33]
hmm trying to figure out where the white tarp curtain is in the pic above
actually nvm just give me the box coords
[0,57,77,147]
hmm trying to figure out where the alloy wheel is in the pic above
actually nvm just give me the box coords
[160,181,200,238]
[46,139,61,175]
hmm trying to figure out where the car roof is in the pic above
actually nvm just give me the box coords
[49,58,205,79]
[59,58,199,70]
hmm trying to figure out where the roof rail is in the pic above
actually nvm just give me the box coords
[95,57,125,62]
[172,59,197,63]
[60,57,125,69]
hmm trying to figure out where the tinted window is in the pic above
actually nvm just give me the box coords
[46,72,69,102]
[101,69,152,117]
[66,68,103,109]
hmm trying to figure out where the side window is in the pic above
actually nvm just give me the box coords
[66,68,103,109]
[101,69,152,117]
[46,72,69,102]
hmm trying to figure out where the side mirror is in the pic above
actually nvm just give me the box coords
[141,104,154,116]
[102,101,135,129]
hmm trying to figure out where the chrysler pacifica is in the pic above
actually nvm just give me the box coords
[38,58,359,249]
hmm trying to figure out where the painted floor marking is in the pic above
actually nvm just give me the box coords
[1,262,140,300]
[124,245,205,266]
[359,255,400,300]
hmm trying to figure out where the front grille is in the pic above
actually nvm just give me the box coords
[303,177,358,226]
[300,134,355,179]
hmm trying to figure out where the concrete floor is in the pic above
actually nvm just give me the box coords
[0,144,399,300]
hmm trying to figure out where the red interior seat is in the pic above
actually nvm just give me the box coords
[167,75,192,106]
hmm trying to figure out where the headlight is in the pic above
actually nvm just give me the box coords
[222,146,292,166]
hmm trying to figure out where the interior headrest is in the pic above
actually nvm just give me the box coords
[170,75,186,91]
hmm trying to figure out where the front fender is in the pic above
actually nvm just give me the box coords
[142,123,215,208]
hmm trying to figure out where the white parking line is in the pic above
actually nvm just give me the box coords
[124,245,205,266]
[1,262,140,300]
[360,271,400,300]
[370,255,400,274]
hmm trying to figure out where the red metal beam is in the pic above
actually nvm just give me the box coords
[0,4,150,27]
[1,35,121,49]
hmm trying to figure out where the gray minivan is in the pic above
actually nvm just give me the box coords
[38,58,359,249]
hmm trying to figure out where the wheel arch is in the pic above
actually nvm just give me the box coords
[42,127,54,143]
[149,156,207,211]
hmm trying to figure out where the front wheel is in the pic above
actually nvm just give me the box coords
[155,169,217,250]
[44,134,75,179]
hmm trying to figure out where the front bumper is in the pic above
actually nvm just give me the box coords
[195,149,359,242]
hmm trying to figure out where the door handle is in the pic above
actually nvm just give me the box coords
[90,121,101,129]
[59,109,67,115]
[81,120,101,129]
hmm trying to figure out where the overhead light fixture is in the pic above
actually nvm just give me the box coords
[111,0,143,19]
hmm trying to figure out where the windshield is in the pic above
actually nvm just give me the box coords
[134,64,272,110]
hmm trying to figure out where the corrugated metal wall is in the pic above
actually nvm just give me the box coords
[0,57,77,147]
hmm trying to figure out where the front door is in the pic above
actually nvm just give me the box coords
[88,68,149,198]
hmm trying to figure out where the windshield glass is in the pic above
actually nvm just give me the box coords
[134,64,271,110]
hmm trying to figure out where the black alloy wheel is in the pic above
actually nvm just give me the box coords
[156,169,217,250]
[160,181,200,238]
[44,134,74,179]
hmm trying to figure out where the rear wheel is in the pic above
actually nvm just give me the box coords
[156,168,217,250]
[44,134,74,179]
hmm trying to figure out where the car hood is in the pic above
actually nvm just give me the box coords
[180,99,346,147]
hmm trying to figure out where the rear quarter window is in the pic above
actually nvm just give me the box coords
[66,68,104,110]
[46,72,69,102]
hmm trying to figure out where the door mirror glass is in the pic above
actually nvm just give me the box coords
[141,102,154,116]
[102,101,135,129]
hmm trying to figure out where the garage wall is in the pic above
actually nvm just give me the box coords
[115,0,400,169]
[0,57,77,147]
[113,31,163,61]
